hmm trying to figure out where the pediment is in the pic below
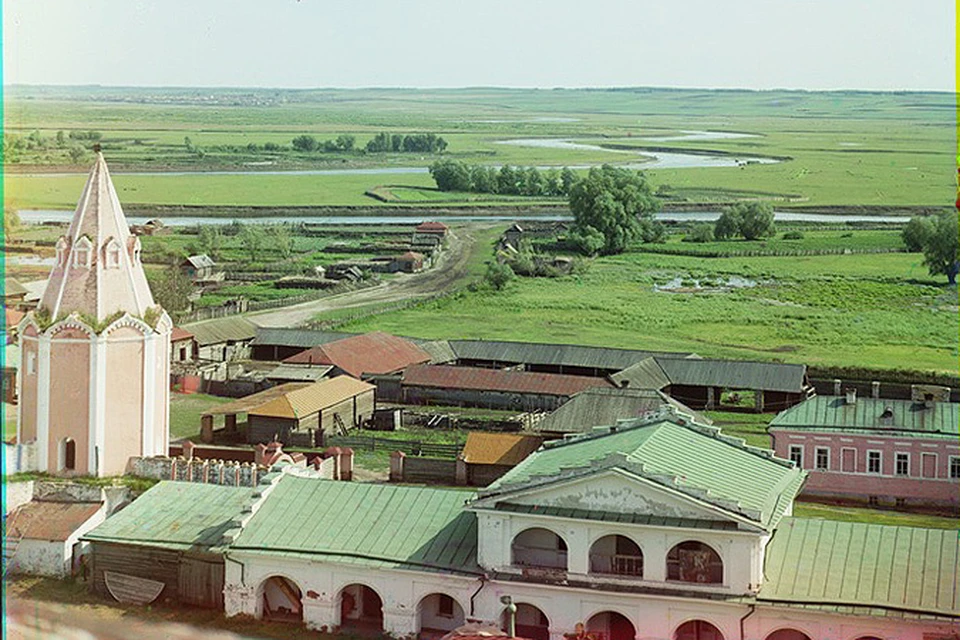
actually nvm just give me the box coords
[475,469,747,526]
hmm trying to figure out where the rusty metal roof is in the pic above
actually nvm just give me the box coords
[769,396,959,438]
[170,327,194,342]
[6,501,103,541]
[759,517,960,617]
[462,433,543,465]
[283,331,432,377]
[249,375,375,419]
[403,364,615,397]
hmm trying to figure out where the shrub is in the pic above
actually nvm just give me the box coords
[684,223,715,243]
[782,231,804,240]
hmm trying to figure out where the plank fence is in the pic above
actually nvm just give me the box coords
[325,435,463,458]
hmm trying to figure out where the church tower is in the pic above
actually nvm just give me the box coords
[18,151,171,476]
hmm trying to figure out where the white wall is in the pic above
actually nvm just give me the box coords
[223,552,953,640]
[3,481,34,515]
[7,502,106,578]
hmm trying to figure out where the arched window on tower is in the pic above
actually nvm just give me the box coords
[55,237,69,267]
[104,237,123,268]
[73,236,93,269]
[59,438,76,472]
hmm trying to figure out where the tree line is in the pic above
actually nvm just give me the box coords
[365,132,447,153]
[429,159,580,197]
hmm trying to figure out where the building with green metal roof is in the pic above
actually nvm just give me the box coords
[769,393,960,510]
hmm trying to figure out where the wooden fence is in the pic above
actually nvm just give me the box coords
[325,435,463,458]
[633,246,906,259]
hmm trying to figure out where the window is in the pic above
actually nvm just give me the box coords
[437,594,454,617]
[895,452,910,476]
[789,445,803,467]
[667,541,723,584]
[895,498,907,508]
[867,450,882,474]
[950,456,960,480]
[868,496,879,506]
[73,236,93,269]
[104,238,122,268]
[815,447,830,470]
[27,352,37,375]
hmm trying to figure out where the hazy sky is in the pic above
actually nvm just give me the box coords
[4,0,955,91]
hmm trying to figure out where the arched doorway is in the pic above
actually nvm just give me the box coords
[259,576,302,622]
[586,611,636,640]
[502,603,549,640]
[854,637,883,640]
[666,541,723,584]
[417,593,465,638]
[765,631,812,640]
[675,620,724,640]
[59,438,76,472]
[589,535,643,577]
[511,528,568,570]
[339,584,384,632]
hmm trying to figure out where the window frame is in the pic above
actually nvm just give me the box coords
[867,449,882,475]
[950,456,960,480]
[815,446,830,470]
[894,452,910,477]
[788,444,804,468]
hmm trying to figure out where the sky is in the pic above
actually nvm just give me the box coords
[3,0,956,91]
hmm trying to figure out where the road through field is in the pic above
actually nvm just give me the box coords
[245,226,480,328]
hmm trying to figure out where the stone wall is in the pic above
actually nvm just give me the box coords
[130,456,265,487]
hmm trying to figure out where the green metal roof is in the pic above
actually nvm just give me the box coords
[534,387,710,434]
[654,357,809,393]
[759,517,960,618]
[83,481,254,551]
[483,414,804,531]
[231,476,481,575]
[769,396,958,438]
[185,316,257,346]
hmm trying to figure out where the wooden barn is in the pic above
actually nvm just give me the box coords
[459,432,543,486]
[83,482,253,609]
[247,375,376,446]
[282,331,432,378]
[400,364,615,412]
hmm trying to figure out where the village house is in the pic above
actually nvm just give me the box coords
[393,250,426,273]
[185,316,257,363]
[170,327,197,364]
[399,364,616,412]
[4,498,106,577]
[458,432,544,486]
[768,385,959,510]
[283,331,433,378]
[180,254,224,284]
[245,375,376,445]
[414,220,449,238]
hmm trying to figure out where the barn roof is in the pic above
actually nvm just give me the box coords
[415,221,449,232]
[184,316,257,346]
[231,476,480,575]
[534,387,711,435]
[170,327,194,342]
[417,339,458,364]
[252,327,357,349]
[449,339,690,372]
[283,331,432,377]
[402,364,615,397]
[202,382,312,417]
[4,278,28,297]
[249,375,375,419]
[769,396,958,438]
[264,363,334,383]
[461,433,543,466]
[6,501,102,541]
[482,412,804,531]
[183,254,215,269]
[654,357,808,393]
[759,517,960,618]
[83,482,253,551]
[609,357,672,390]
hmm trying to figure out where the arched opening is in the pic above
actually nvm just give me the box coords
[765,631,812,640]
[501,603,549,640]
[511,527,567,570]
[58,438,76,472]
[259,576,302,623]
[674,620,724,640]
[666,541,723,584]
[586,611,636,640]
[417,593,465,639]
[339,584,383,632]
[589,535,643,577]
[853,637,883,640]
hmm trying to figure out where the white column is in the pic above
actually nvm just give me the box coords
[383,607,418,637]
[36,334,51,472]
[302,598,337,631]
[142,332,156,456]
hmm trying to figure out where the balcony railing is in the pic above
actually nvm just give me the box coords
[589,554,644,577]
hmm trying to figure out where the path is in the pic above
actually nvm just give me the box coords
[246,227,479,328]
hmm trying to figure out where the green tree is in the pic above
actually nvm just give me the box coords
[470,165,498,194]
[919,211,959,284]
[902,216,934,252]
[430,159,471,191]
[292,135,318,152]
[146,267,194,313]
[335,135,356,151]
[68,145,86,164]
[567,164,659,255]
[3,208,21,239]
[713,209,742,240]
[239,224,265,260]
[197,225,222,260]
[497,165,520,195]
[484,261,515,290]
[560,167,579,195]
[267,225,295,258]
[568,226,605,256]
[738,202,776,240]
[684,223,715,243]
[55,130,66,147]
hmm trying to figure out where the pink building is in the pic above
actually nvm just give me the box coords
[18,152,171,477]
[769,387,959,510]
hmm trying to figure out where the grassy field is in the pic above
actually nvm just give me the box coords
[339,248,958,374]
[4,86,955,209]
[168,392,234,440]
[792,502,959,530]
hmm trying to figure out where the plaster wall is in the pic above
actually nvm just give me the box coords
[104,328,144,476]
[18,331,38,443]
[47,335,91,474]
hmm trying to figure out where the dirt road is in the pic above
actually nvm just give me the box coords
[246,227,481,328]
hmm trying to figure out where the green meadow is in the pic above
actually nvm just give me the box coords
[4,87,955,209]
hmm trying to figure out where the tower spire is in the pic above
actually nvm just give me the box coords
[40,152,156,322]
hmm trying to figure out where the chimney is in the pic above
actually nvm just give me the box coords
[833,379,842,396]
[845,388,857,405]
[871,381,881,399]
